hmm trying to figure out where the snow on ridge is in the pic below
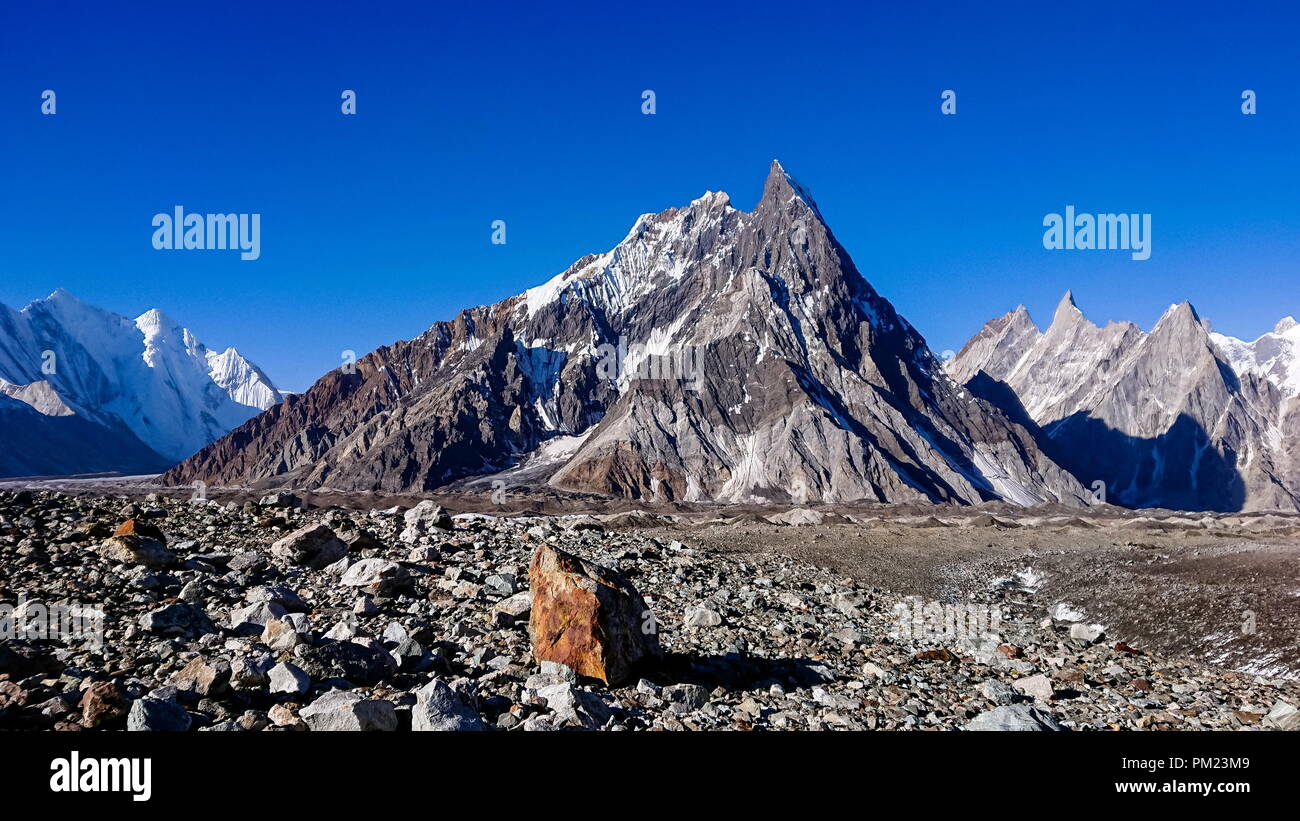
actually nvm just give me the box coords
[1211,318,1300,398]
[517,188,739,321]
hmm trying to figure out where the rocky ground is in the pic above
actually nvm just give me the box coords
[2,487,1299,732]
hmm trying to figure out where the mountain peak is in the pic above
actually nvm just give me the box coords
[1150,301,1206,338]
[1274,316,1298,335]
[1163,300,1201,321]
[1048,290,1084,329]
[759,159,822,219]
[136,307,180,334]
[37,288,88,310]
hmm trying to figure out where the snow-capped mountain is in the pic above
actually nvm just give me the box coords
[0,289,283,477]
[165,162,1089,506]
[949,294,1300,512]
[1211,317,1300,399]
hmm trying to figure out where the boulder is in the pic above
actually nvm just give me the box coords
[528,544,661,686]
[97,534,177,569]
[411,678,487,731]
[492,591,532,627]
[340,558,413,594]
[964,704,1067,731]
[127,698,192,731]
[684,606,723,628]
[139,603,216,638]
[299,690,397,731]
[534,682,612,729]
[269,662,311,696]
[80,681,127,728]
[259,492,302,509]
[269,523,348,569]
[1012,674,1055,702]
[171,656,232,697]
[112,518,168,544]
[404,500,454,532]
[295,640,394,686]
[1263,700,1300,730]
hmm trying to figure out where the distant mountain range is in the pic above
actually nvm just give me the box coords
[0,290,282,477]
[162,162,1089,506]
[10,168,1296,514]
[949,293,1300,512]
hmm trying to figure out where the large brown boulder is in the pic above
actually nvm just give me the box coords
[528,544,661,686]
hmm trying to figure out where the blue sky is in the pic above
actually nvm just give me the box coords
[2,1,1298,391]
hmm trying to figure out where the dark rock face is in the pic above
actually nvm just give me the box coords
[950,293,1300,512]
[163,162,1087,507]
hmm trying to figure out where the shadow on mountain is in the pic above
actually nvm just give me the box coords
[965,371,1041,434]
[964,370,1245,512]
[0,399,172,478]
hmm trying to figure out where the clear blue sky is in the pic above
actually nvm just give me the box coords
[2,1,1298,391]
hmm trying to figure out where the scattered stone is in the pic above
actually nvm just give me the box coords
[97,534,177,568]
[684,606,723,628]
[139,603,216,638]
[127,698,192,731]
[412,678,487,731]
[80,681,127,728]
[965,704,1067,731]
[299,690,397,731]
[269,662,311,696]
[270,523,348,569]
[1013,674,1055,701]
[171,656,232,696]
[4,488,1299,735]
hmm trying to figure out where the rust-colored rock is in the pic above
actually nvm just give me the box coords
[528,544,660,686]
[79,681,127,728]
[113,518,168,545]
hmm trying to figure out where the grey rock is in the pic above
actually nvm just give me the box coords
[412,678,487,731]
[127,698,192,731]
[269,662,311,695]
[965,704,1067,731]
[139,603,216,638]
[299,690,397,731]
[684,606,723,628]
[269,523,348,569]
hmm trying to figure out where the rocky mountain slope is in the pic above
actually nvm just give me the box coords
[165,163,1088,506]
[0,290,283,477]
[949,293,1300,512]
